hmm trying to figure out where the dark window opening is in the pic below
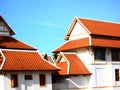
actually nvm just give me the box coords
[111,49,120,61]
[11,74,18,88]
[39,74,46,86]
[94,47,105,60]
[25,75,32,80]
[115,69,120,81]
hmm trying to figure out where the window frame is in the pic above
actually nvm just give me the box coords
[39,74,46,86]
[11,74,18,88]
[94,47,106,61]
[115,69,120,81]
[111,48,120,62]
[25,75,33,80]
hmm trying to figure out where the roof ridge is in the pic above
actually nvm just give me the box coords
[78,17,120,25]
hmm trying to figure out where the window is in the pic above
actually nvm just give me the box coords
[111,49,120,61]
[39,74,46,86]
[25,75,32,80]
[94,47,105,60]
[11,74,18,88]
[115,69,120,81]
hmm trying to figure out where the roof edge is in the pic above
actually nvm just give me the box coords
[0,15,15,36]
[0,50,6,70]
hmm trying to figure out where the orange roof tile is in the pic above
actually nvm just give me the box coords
[1,50,59,71]
[79,18,120,37]
[0,36,36,50]
[53,38,89,53]
[92,38,120,48]
[65,17,120,40]
[64,54,91,75]
[57,62,68,75]
[56,53,91,75]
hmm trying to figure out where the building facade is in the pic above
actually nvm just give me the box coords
[53,17,120,90]
[0,15,59,90]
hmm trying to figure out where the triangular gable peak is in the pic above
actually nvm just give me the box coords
[64,17,90,40]
[55,52,71,75]
[56,52,69,63]
[65,17,120,40]
[0,16,15,36]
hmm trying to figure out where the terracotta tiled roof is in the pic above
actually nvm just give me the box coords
[1,50,59,71]
[53,38,89,53]
[79,18,120,37]
[56,53,91,75]
[0,36,36,50]
[57,62,67,75]
[65,17,120,40]
[92,38,120,48]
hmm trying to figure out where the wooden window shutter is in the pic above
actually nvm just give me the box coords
[39,74,46,86]
[11,74,18,87]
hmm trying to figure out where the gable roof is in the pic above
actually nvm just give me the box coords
[0,36,36,50]
[0,50,59,71]
[0,15,15,36]
[56,53,91,75]
[53,38,89,53]
[65,17,120,40]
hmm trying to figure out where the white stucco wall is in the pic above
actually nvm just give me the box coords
[74,47,120,89]
[76,47,93,65]
[66,75,90,88]
[0,73,4,90]
[2,71,52,90]
[69,22,90,40]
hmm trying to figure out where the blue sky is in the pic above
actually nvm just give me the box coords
[0,0,120,55]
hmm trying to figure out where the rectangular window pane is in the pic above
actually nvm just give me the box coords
[39,74,46,86]
[111,49,120,61]
[94,47,105,60]
[25,75,32,80]
[115,69,120,81]
[11,74,18,88]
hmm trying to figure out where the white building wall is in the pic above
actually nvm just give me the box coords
[76,47,93,65]
[66,75,90,88]
[74,47,120,90]
[3,71,52,90]
[69,22,90,40]
[0,73,4,90]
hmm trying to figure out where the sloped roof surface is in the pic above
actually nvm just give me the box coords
[79,18,120,37]
[56,53,91,75]
[65,17,120,40]
[57,62,67,75]
[64,54,91,75]
[1,50,59,71]
[53,38,89,53]
[92,38,120,48]
[0,36,36,50]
